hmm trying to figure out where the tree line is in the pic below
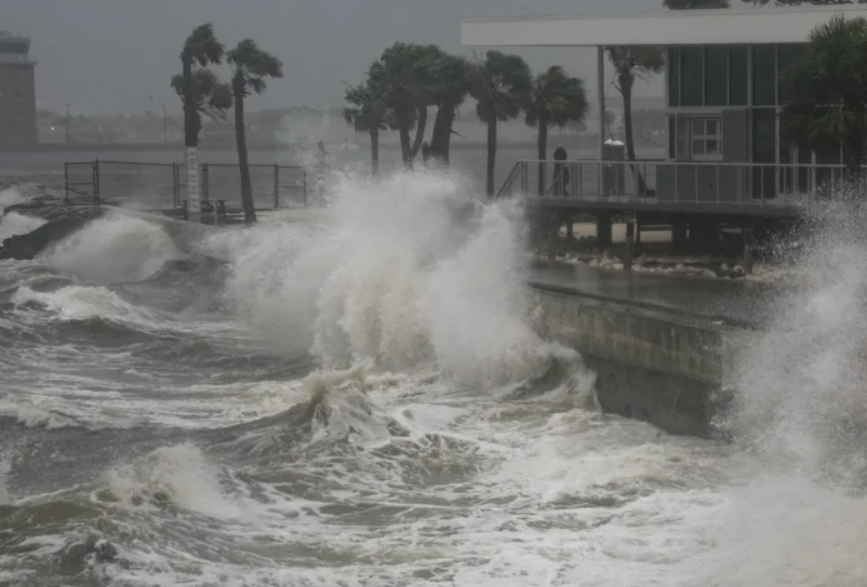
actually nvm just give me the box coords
[172,23,283,224]
[343,43,670,197]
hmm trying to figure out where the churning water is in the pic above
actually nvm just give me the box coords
[1,173,866,587]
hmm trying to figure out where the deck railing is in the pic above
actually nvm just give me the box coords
[63,159,308,211]
[497,159,862,208]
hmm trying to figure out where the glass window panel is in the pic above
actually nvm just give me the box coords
[681,46,704,106]
[668,116,676,159]
[777,44,806,105]
[729,45,748,106]
[707,139,719,154]
[752,108,776,164]
[753,45,776,106]
[693,140,706,155]
[668,48,680,107]
[705,46,728,106]
[692,119,704,135]
[706,119,718,136]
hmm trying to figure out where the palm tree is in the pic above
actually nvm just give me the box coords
[227,39,284,224]
[606,47,664,193]
[170,69,232,139]
[469,50,533,197]
[344,61,394,176]
[427,52,471,167]
[378,42,439,168]
[178,24,225,149]
[525,66,588,195]
[782,15,867,178]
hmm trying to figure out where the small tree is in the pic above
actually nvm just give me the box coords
[782,15,867,178]
[344,61,394,176]
[469,50,533,197]
[227,39,284,224]
[525,65,588,195]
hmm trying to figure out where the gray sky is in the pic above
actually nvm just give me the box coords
[7,0,673,115]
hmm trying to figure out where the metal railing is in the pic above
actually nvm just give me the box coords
[62,159,308,210]
[497,159,861,208]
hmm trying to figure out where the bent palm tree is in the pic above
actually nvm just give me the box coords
[469,50,533,197]
[344,62,394,176]
[525,66,588,195]
[782,15,867,178]
[170,69,233,136]
[178,24,225,149]
[228,39,284,224]
[428,52,471,167]
[606,47,664,194]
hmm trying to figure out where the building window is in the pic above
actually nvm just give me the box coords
[681,47,704,107]
[691,117,723,160]
[705,46,728,106]
[668,48,680,107]
[777,44,806,105]
[668,115,676,159]
[752,45,777,106]
[729,45,748,106]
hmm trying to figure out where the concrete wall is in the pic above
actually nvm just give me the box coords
[528,285,748,436]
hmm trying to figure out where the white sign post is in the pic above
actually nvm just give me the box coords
[185,147,201,222]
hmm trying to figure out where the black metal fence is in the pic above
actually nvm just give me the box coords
[63,159,307,210]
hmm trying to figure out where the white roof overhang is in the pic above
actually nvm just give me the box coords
[461,6,867,47]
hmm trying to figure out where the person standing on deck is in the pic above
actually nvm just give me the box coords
[552,146,570,196]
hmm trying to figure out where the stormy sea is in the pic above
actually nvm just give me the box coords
[2,173,867,587]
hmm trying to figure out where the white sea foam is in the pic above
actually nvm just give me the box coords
[12,283,161,326]
[0,452,11,506]
[0,186,27,209]
[0,211,46,242]
[226,171,566,386]
[45,216,184,283]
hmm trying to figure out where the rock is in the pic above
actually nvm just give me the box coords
[0,205,105,261]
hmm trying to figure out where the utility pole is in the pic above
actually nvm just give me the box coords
[65,103,70,144]
[162,105,168,142]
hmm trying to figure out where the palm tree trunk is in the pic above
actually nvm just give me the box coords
[619,73,648,195]
[409,106,428,162]
[370,126,379,177]
[234,92,257,224]
[182,57,197,148]
[537,118,548,195]
[486,118,497,198]
[430,105,455,166]
[398,110,413,169]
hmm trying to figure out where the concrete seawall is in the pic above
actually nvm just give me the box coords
[529,282,751,436]
[106,206,751,437]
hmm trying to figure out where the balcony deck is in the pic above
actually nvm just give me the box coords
[501,159,857,218]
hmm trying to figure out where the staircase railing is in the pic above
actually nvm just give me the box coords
[496,161,526,199]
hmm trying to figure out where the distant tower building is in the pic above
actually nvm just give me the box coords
[0,34,37,147]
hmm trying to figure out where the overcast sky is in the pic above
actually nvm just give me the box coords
[6,0,751,115]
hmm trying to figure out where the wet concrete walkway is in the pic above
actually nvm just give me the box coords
[527,260,783,328]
